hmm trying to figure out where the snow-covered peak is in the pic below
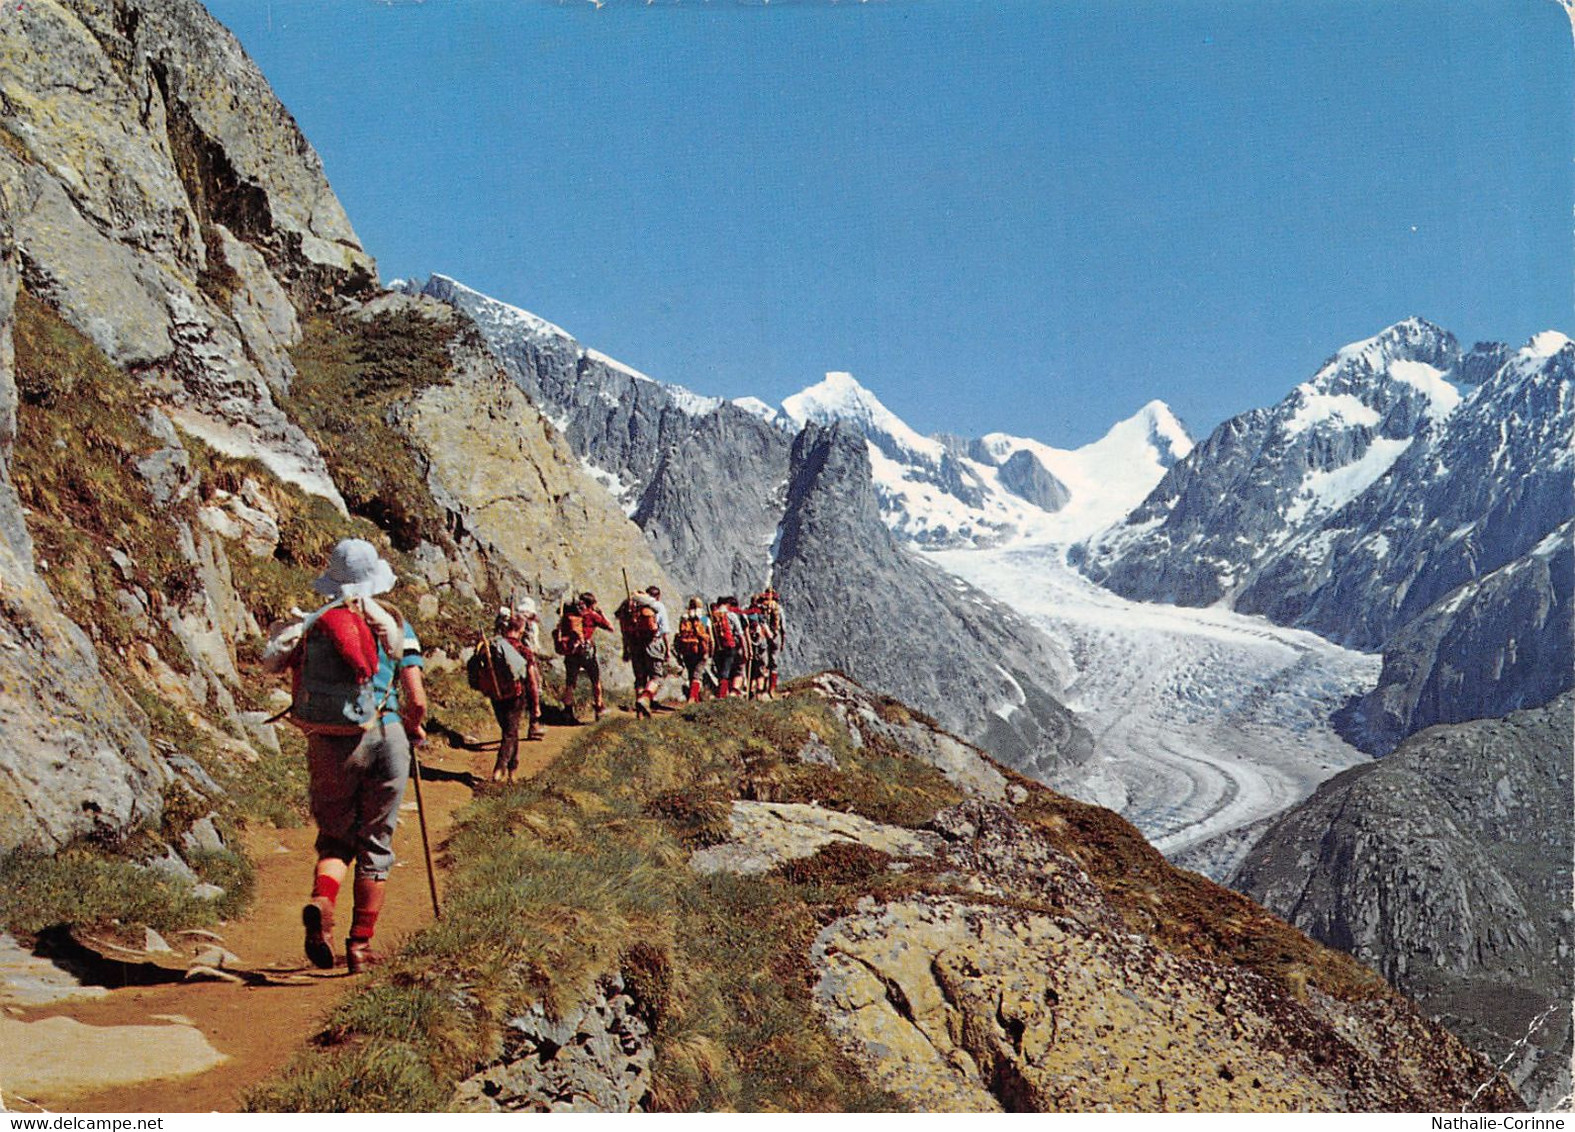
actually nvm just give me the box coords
[781,371,946,465]
[1526,330,1573,360]
[980,400,1195,542]
[1323,317,1456,375]
[1107,400,1194,467]
[1292,318,1466,432]
[1489,328,1575,392]
[731,396,782,425]
[411,274,722,419]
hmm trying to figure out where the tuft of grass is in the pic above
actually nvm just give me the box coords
[244,1039,449,1113]
[0,843,232,934]
[0,124,32,164]
[774,841,893,889]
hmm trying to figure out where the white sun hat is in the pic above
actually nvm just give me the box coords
[313,538,397,599]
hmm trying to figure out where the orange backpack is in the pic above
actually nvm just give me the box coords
[676,612,711,659]
[554,603,587,655]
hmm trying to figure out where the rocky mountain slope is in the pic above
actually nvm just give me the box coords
[1234,694,1573,1110]
[1079,320,1573,751]
[0,0,666,858]
[772,423,1089,779]
[252,674,1521,1113]
[403,274,1093,779]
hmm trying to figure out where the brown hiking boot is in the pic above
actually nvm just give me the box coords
[345,938,381,975]
[302,898,336,970]
[526,721,546,741]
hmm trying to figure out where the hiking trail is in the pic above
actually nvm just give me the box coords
[1,723,577,1114]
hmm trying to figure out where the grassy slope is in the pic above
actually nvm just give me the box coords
[247,692,944,1112]
[247,681,1406,1113]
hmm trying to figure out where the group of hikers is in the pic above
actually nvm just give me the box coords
[467,582,788,782]
[265,537,788,974]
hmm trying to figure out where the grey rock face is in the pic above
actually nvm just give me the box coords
[630,406,791,600]
[1234,694,1574,1110]
[0,0,372,506]
[0,195,173,852]
[0,217,27,566]
[996,448,1069,512]
[454,975,652,1112]
[1347,522,1572,753]
[0,0,369,851]
[774,424,1092,780]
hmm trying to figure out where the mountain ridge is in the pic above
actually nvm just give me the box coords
[403,272,1097,779]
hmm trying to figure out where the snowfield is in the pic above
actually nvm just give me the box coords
[928,541,1379,880]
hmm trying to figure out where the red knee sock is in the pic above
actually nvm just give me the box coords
[311,873,341,905]
[350,877,386,942]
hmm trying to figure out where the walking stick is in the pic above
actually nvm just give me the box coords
[409,740,442,920]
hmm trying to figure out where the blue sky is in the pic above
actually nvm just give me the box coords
[206,0,1572,446]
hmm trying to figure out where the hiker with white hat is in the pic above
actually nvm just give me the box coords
[513,596,547,743]
[274,537,428,974]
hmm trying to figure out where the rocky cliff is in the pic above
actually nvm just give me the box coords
[773,423,1091,779]
[0,0,374,852]
[1235,694,1574,1109]
[0,0,667,858]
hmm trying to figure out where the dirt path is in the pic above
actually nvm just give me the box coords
[5,724,575,1114]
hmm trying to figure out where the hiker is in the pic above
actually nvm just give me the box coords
[555,591,612,722]
[709,595,749,699]
[616,585,668,718]
[513,596,546,740]
[266,538,426,975]
[673,596,713,703]
[742,594,770,698]
[645,584,672,637]
[468,607,540,784]
[755,587,785,698]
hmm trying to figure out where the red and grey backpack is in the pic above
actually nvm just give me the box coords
[710,603,737,650]
[289,605,382,734]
